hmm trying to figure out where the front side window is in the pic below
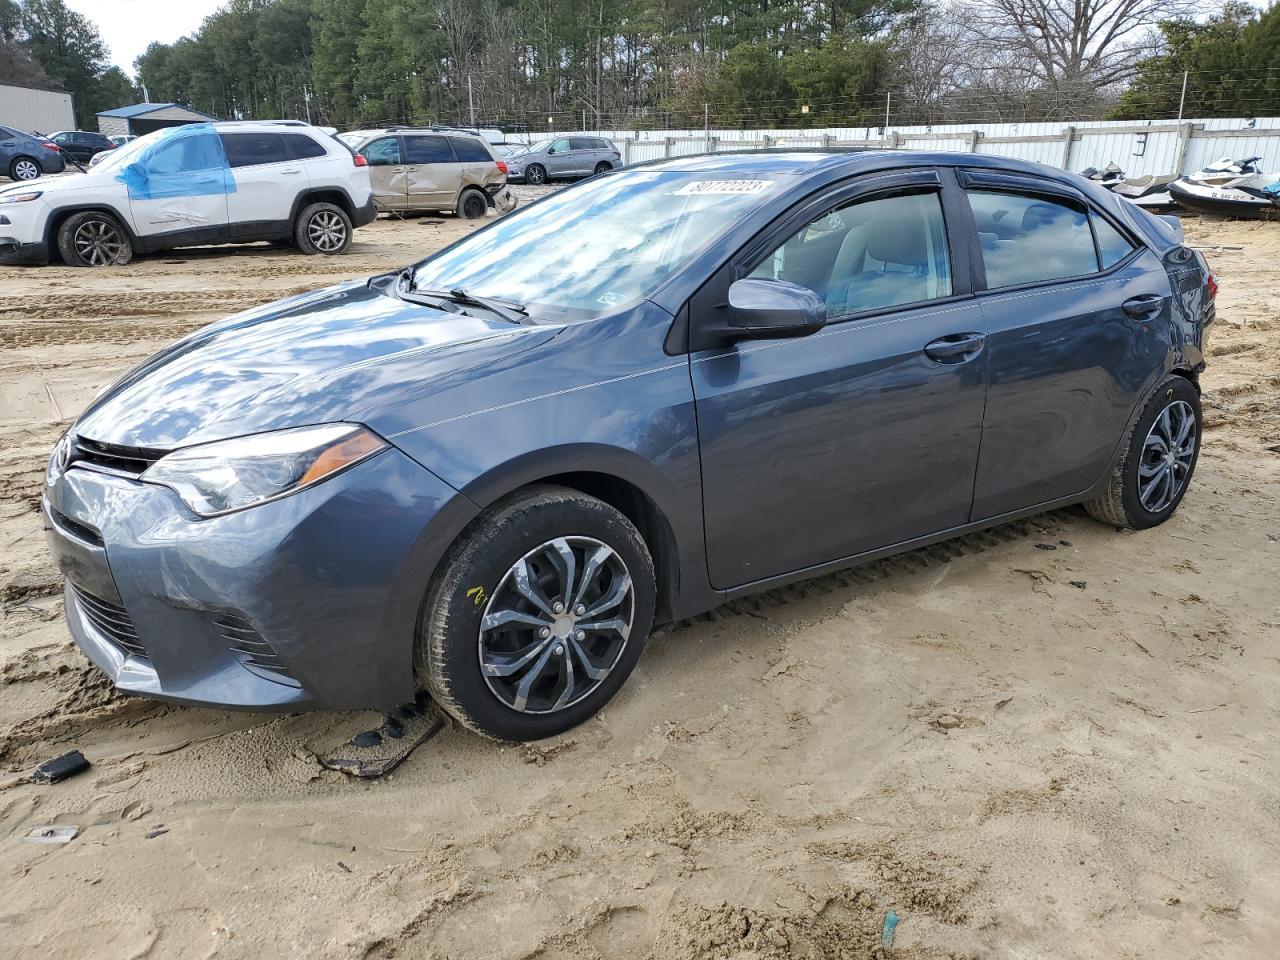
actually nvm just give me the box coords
[550,138,571,154]
[360,137,401,166]
[968,190,1098,288]
[220,132,288,168]
[404,135,454,164]
[749,190,953,318]
[412,171,783,320]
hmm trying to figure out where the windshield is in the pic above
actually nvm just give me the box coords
[520,139,551,155]
[411,171,781,320]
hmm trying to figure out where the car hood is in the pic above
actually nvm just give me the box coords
[0,167,115,199]
[74,279,560,450]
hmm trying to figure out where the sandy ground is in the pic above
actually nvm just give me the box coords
[0,207,1277,960]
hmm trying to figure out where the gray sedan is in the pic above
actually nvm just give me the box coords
[0,125,66,181]
[43,150,1214,741]
[505,136,620,183]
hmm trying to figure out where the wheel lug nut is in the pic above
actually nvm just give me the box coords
[553,644,564,655]
[539,627,550,638]
[575,630,586,642]
[574,604,586,616]
[552,601,565,614]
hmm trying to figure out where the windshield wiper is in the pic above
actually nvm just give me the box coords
[397,272,529,325]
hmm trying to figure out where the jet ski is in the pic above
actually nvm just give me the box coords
[1079,163,1178,210]
[1167,157,1280,218]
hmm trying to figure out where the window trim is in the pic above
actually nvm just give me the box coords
[959,169,1146,294]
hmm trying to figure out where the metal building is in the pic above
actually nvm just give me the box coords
[0,82,75,133]
[96,102,218,138]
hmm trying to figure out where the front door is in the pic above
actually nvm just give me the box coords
[962,177,1174,519]
[690,174,990,589]
[120,129,230,245]
[359,136,407,211]
[403,134,459,210]
[545,138,574,178]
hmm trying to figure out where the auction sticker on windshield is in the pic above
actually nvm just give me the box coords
[670,180,775,195]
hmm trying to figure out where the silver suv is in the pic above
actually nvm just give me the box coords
[506,136,620,184]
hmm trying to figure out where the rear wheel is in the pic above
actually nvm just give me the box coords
[456,188,488,220]
[417,485,656,741]
[295,202,352,255]
[524,163,547,185]
[56,211,133,267]
[9,156,40,181]
[1084,376,1201,529]
[593,161,612,175]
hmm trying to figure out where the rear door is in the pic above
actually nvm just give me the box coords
[403,134,458,210]
[220,132,301,235]
[358,135,407,211]
[962,171,1173,519]
[689,170,990,589]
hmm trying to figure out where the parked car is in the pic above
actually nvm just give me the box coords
[47,130,116,164]
[0,121,374,266]
[505,136,620,184]
[352,127,515,218]
[41,151,1214,742]
[109,134,137,148]
[0,125,65,181]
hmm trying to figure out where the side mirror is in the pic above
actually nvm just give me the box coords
[726,278,826,340]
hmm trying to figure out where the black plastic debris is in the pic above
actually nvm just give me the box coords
[1034,543,1058,551]
[318,699,445,779]
[351,730,383,748]
[32,750,90,784]
[145,825,169,839]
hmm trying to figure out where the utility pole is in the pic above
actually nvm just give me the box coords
[884,90,891,136]
[467,76,475,127]
[703,102,709,146]
[302,84,312,125]
[1177,70,1188,122]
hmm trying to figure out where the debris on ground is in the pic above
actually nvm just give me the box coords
[31,750,90,784]
[881,909,900,949]
[317,697,445,778]
[23,825,79,844]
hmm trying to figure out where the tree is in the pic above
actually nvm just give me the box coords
[20,0,109,125]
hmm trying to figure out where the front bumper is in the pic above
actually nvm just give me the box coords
[43,446,478,711]
[0,238,49,265]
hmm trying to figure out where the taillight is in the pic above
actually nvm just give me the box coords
[42,142,59,152]
[496,160,508,174]
[353,153,367,167]
[1206,273,1218,299]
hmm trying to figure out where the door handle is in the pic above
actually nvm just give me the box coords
[1122,295,1164,319]
[924,332,986,362]
[281,169,301,175]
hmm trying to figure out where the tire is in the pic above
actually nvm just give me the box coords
[417,485,656,741]
[56,210,133,267]
[593,161,612,175]
[9,156,41,182]
[524,163,547,185]
[1084,375,1201,530]
[456,188,488,220]
[294,201,352,255]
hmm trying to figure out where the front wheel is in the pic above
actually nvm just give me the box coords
[1084,376,1201,529]
[9,156,41,181]
[524,163,547,185]
[295,202,352,255]
[56,210,133,266]
[417,486,656,741]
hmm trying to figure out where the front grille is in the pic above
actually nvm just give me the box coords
[213,613,298,685]
[71,436,167,476]
[72,585,146,659]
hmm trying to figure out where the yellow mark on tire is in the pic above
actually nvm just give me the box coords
[466,586,487,606]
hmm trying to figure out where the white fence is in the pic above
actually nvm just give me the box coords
[546,117,1280,178]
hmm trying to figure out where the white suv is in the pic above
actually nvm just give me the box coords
[0,122,375,266]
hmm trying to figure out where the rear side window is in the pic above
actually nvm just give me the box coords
[221,132,288,167]
[1093,214,1137,268]
[569,137,594,150]
[968,190,1097,288]
[283,133,327,160]
[448,137,491,162]
[594,139,613,150]
[404,135,454,164]
[750,190,953,318]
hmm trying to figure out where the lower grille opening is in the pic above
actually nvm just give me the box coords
[71,436,167,476]
[49,506,104,547]
[213,613,299,687]
[72,585,146,659]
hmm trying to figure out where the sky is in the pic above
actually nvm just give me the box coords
[66,0,225,78]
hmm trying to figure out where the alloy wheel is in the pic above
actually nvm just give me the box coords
[1138,399,1196,513]
[526,165,545,185]
[478,536,634,714]
[14,159,39,181]
[73,219,124,266]
[307,210,347,252]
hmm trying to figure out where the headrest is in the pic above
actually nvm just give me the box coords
[1022,202,1066,232]
[866,218,928,267]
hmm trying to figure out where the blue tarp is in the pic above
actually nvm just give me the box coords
[116,123,236,201]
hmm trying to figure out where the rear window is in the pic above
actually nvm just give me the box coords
[284,133,328,160]
[449,137,491,162]
[404,135,454,164]
[220,132,288,167]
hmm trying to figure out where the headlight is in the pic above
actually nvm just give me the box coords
[0,191,42,204]
[142,423,387,517]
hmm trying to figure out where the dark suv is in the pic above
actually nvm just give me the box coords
[48,130,116,164]
[42,151,1214,742]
